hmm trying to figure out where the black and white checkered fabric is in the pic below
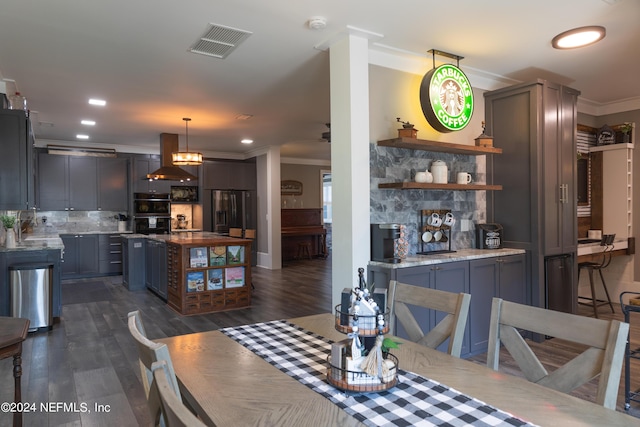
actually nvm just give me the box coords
[221,320,536,427]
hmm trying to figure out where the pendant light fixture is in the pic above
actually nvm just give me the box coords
[172,117,203,165]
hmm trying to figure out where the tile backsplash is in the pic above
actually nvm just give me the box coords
[369,143,487,255]
[4,210,129,235]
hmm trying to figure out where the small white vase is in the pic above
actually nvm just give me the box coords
[5,228,16,248]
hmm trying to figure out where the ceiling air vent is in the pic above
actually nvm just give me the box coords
[188,23,252,59]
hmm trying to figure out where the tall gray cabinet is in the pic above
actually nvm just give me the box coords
[485,79,579,313]
[0,110,34,210]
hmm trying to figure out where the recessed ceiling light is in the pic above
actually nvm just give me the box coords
[235,114,253,120]
[81,120,96,126]
[552,26,605,49]
[241,139,253,144]
[88,98,106,106]
[76,134,90,140]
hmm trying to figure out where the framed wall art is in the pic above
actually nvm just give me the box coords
[281,180,303,196]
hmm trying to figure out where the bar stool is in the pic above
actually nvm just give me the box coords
[297,242,312,260]
[578,235,615,318]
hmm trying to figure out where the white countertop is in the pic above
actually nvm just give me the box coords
[369,248,526,268]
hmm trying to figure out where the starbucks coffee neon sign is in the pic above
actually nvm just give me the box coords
[420,64,474,133]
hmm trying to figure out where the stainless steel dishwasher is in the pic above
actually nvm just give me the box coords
[10,263,54,332]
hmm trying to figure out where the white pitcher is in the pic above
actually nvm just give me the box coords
[430,160,448,184]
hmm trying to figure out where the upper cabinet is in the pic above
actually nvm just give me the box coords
[0,110,35,210]
[485,80,579,256]
[376,138,502,191]
[37,152,128,211]
[133,156,171,194]
[202,160,256,190]
[97,157,129,211]
[38,153,97,211]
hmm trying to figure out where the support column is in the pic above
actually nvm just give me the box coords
[256,145,282,269]
[329,34,371,307]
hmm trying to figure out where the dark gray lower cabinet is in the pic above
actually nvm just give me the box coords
[123,238,146,291]
[0,249,62,318]
[395,261,470,356]
[469,254,527,356]
[368,253,526,358]
[145,239,167,299]
[61,234,99,278]
[99,234,123,275]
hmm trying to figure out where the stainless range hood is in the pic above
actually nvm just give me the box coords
[146,133,198,181]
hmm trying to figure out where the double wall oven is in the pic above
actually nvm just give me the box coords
[133,193,171,234]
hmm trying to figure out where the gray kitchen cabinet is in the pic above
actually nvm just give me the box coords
[369,253,525,358]
[37,153,98,211]
[203,160,256,190]
[123,237,146,291]
[145,239,167,299]
[99,234,123,275]
[133,156,171,194]
[97,157,129,211]
[0,110,35,210]
[373,261,470,357]
[485,80,579,310]
[60,234,99,278]
[0,248,62,317]
[468,254,526,355]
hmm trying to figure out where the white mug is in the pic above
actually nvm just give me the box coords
[456,172,473,185]
[443,212,455,227]
[427,213,442,227]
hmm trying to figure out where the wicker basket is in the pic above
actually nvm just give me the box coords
[326,353,398,392]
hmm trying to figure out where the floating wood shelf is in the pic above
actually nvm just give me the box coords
[377,137,502,155]
[378,182,503,191]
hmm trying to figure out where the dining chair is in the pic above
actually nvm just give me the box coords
[228,228,243,237]
[127,310,182,426]
[388,280,471,357]
[151,360,206,427]
[486,297,629,410]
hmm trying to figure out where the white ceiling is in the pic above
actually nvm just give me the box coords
[0,0,638,162]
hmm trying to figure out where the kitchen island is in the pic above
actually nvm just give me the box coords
[122,232,252,315]
[368,248,527,358]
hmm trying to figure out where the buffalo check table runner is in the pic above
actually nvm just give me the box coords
[221,320,536,427]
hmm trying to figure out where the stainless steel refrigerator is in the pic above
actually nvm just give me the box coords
[204,190,257,263]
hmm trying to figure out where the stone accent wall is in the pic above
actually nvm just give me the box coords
[370,143,488,255]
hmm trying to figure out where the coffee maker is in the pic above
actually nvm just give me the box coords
[370,223,401,263]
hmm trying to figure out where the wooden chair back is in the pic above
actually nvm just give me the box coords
[388,280,471,357]
[151,361,205,427]
[229,228,243,237]
[244,228,256,239]
[128,311,182,425]
[486,297,629,409]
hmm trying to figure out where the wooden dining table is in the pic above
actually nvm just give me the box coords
[159,313,637,426]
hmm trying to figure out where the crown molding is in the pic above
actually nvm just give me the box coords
[368,43,640,117]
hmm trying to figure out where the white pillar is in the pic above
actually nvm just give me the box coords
[329,34,371,307]
[256,145,282,269]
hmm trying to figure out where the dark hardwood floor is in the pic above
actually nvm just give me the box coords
[1,256,639,426]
